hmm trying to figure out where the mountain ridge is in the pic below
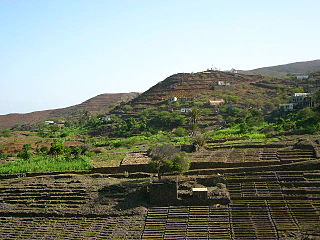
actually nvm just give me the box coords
[0,92,139,129]
[239,59,320,77]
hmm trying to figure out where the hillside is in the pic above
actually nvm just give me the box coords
[240,59,320,77]
[113,70,300,117]
[126,71,263,108]
[0,92,139,129]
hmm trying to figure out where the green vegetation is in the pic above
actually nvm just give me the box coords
[1,72,320,175]
[148,144,190,178]
[0,155,92,174]
[0,128,11,137]
[91,152,126,167]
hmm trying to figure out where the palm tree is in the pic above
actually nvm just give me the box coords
[189,107,201,136]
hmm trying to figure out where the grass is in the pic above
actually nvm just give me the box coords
[92,132,191,151]
[91,152,126,167]
[0,155,92,174]
[205,124,267,140]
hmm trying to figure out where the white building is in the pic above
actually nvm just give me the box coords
[168,97,178,103]
[217,81,230,86]
[296,75,309,80]
[291,93,314,108]
[279,104,294,111]
[100,115,113,122]
[180,108,192,113]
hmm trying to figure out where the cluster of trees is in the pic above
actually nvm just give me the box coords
[274,106,320,133]
[90,110,188,137]
[17,142,91,160]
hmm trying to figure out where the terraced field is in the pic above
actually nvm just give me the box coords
[141,170,320,240]
[189,146,316,169]
[0,216,144,240]
[0,142,320,239]
[0,174,147,239]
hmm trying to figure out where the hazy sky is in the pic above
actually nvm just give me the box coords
[1,0,319,115]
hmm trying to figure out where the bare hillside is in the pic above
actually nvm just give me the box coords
[0,92,139,129]
[240,59,320,77]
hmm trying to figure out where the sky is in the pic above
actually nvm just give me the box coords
[1,0,320,115]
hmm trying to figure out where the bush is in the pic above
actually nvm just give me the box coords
[148,144,190,178]
[48,142,65,156]
[0,128,11,137]
[192,134,207,151]
[17,144,32,160]
[173,127,187,137]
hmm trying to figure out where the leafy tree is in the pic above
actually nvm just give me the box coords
[192,134,207,151]
[48,141,65,156]
[123,105,133,112]
[189,107,201,125]
[0,128,11,137]
[148,145,189,179]
[17,144,32,160]
[173,127,187,137]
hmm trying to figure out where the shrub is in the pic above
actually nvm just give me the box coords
[48,142,65,156]
[192,134,207,151]
[0,128,11,137]
[173,127,187,137]
[148,144,190,178]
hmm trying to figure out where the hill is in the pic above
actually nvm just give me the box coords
[240,59,320,77]
[113,70,298,117]
[0,92,139,129]
[125,71,263,108]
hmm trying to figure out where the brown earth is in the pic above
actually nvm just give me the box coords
[0,92,139,129]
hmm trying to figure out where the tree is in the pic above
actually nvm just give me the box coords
[189,107,201,125]
[48,141,65,156]
[0,128,11,137]
[17,144,32,160]
[192,134,207,151]
[148,145,190,179]
[123,105,133,112]
[189,108,202,136]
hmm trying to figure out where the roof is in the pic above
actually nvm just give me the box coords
[294,93,310,97]
[192,188,208,192]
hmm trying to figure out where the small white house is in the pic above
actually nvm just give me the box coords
[44,120,55,125]
[180,108,192,113]
[279,104,294,111]
[168,97,178,103]
[291,92,314,108]
[100,115,113,122]
[217,81,230,86]
[296,75,309,80]
[292,93,310,103]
